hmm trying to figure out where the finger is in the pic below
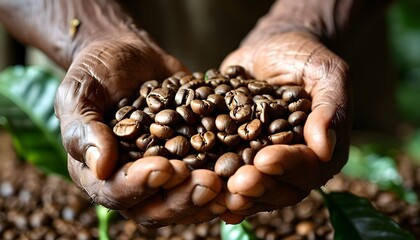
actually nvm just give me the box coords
[56,75,117,180]
[122,169,221,228]
[68,155,173,210]
[162,160,191,189]
[220,211,246,224]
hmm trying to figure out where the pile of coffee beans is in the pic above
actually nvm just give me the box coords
[109,65,311,177]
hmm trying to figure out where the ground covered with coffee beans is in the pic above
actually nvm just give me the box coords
[109,66,311,177]
[1,130,420,239]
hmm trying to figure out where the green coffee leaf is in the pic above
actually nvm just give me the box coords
[221,220,259,240]
[343,145,417,203]
[0,65,68,178]
[321,190,415,240]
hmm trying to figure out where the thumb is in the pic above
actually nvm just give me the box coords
[55,75,118,180]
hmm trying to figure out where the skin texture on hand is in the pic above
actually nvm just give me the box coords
[220,30,352,222]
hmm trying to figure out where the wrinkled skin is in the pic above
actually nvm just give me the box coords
[55,33,224,228]
[219,30,352,223]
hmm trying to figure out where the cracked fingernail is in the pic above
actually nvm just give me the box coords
[192,185,218,206]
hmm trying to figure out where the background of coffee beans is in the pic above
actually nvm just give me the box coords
[110,66,311,178]
[1,131,419,240]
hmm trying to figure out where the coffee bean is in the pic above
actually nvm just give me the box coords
[292,125,304,143]
[183,153,210,169]
[288,111,308,126]
[250,135,270,151]
[238,119,263,141]
[115,106,136,121]
[225,91,253,110]
[149,123,174,139]
[214,84,232,96]
[132,96,146,109]
[179,74,195,85]
[155,109,180,126]
[195,86,214,99]
[207,94,228,112]
[215,114,238,134]
[229,104,253,123]
[207,77,230,88]
[229,78,248,89]
[288,98,311,113]
[174,124,197,138]
[268,119,290,135]
[162,76,180,90]
[143,145,171,158]
[119,140,137,150]
[135,133,159,151]
[192,71,204,79]
[117,97,131,109]
[281,86,309,102]
[146,88,175,113]
[224,65,246,78]
[216,132,242,147]
[214,152,243,178]
[204,68,220,80]
[190,132,216,152]
[176,106,197,124]
[175,88,195,106]
[129,110,153,126]
[201,116,218,133]
[113,118,141,139]
[165,136,190,157]
[140,80,160,98]
[248,81,273,95]
[128,151,143,160]
[190,99,215,116]
[242,147,256,165]
[269,131,294,145]
[179,79,205,90]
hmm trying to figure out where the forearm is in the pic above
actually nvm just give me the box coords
[0,0,139,69]
[243,0,392,48]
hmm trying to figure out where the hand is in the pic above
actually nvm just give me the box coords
[55,33,223,227]
[219,31,351,222]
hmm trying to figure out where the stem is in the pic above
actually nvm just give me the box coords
[95,205,118,240]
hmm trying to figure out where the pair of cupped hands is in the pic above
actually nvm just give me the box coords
[56,28,351,228]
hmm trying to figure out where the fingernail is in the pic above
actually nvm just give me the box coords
[328,128,337,160]
[147,170,171,188]
[192,185,218,206]
[86,146,100,178]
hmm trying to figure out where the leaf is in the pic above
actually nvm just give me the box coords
[343,146,417,203]
[321,190,415,240]
[220,220,259,240]
[0,65,68,179]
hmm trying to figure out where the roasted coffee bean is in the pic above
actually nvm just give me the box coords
[135,133,159,151]
[268,119,290,135]
[224,65,246,78]
[140,80,160,98]
[288,111,308,126]
[201,116,218,133]
[207,94,228,112]
[179,74,195,85]
[195,122,206,133]
[190,131,216,152]
[225,90,253,110]
[108,119,118,128]
[165,136,190,157]
[113,118,141,139]
[146,88,175,113]
[155,109,180,126]
[143,145,171,158]
[132,95,146,109]
[179,79,205,90]
[255,101,270,124]
[248,81,273,95]
[217,132,242,147]
[162,76,180,90]
[119,140,137,150]
[192,71,204,79]
[190,99,215,116]
[128,151,143,160]
[183,153,210,169]
[207,77,230,87]
[130,110,153,125]
[288,98,311,113]
[281,86,309,102]
[117,97,131,109]
[149,123,174,139]
[229,78,248,89]
[195,86,214,99]
[242,147,256,165]
[292,125,304,143]
[214,152,243,178]
[175,88,195,106]
[204,68,220,80]
[214,84,232,96]
[115,106,136,121]
[174,124,197,138]
[238,119,263,141]
[230,104,253,123]
[269,100,288,118]
[176,105,197,124]
[215,114,238,134]
[250,135,270,151]
[143,107,156,121]
[269,131,294,145]
[236,86,251,95]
